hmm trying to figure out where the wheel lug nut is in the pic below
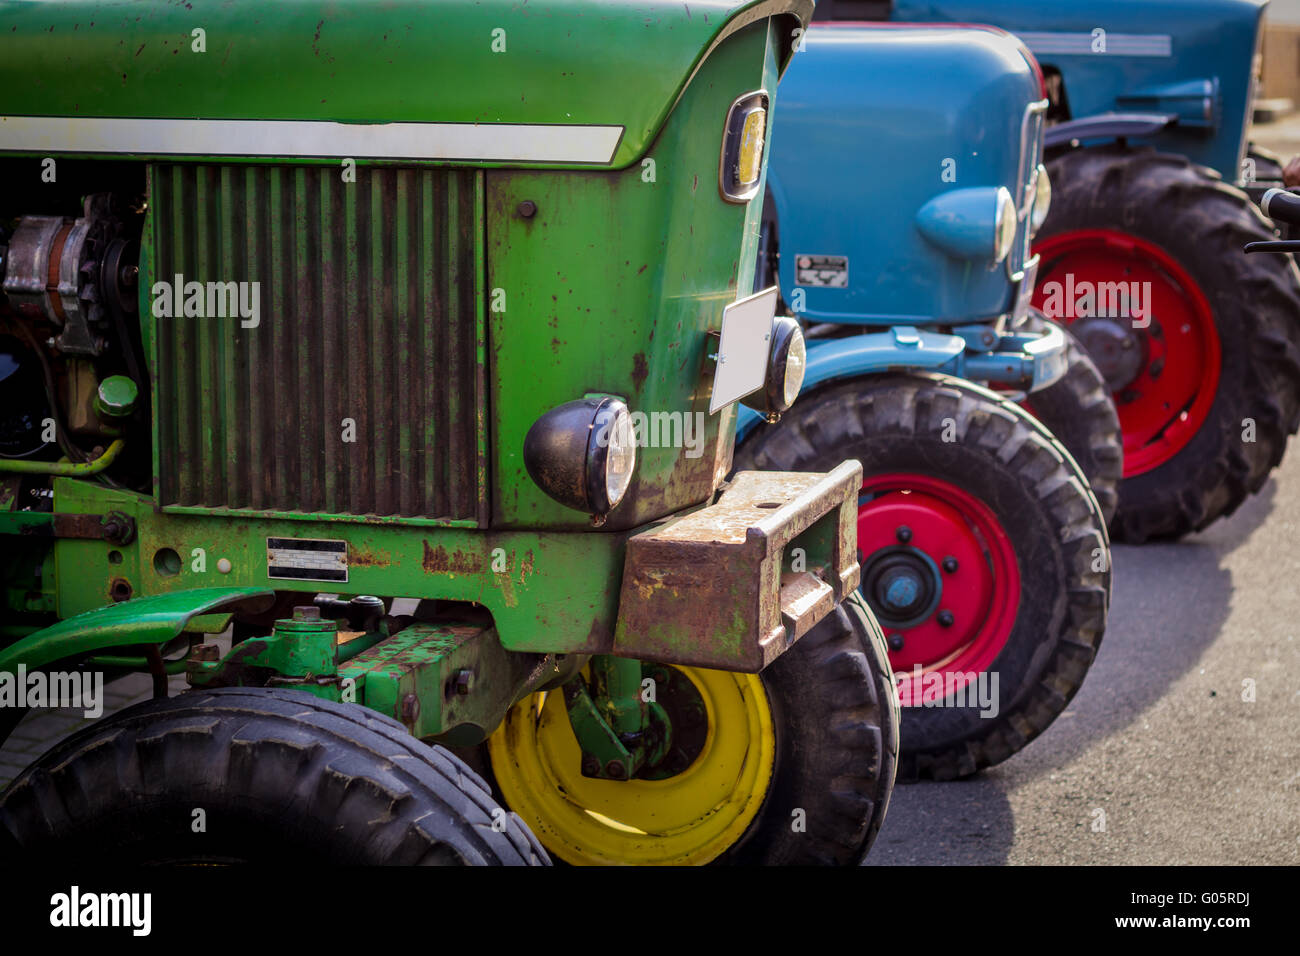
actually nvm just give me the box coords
[895,526,912,544]
[887,633,905,651]
[942,556,958,573]
[937,610,954,628]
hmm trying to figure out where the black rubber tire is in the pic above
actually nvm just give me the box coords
[735,373,1111,780]
[1018,308,1123,525]
[1039,145,1300,542]
[0,687,549,865]
[469,592,899,865]
[724,592,898,865]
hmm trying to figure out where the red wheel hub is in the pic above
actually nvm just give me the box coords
[1031,229,1221,477]
[858,473,1020,706]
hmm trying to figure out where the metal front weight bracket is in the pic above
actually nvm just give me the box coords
[611,460,862,672]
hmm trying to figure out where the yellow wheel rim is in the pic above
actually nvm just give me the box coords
[487,666,774,866]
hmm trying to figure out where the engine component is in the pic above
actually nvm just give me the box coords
[93,375,139,421]
[1,193,135,356]
[62,358,102,437]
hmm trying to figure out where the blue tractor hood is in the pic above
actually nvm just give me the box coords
[891,0,1267,179]
[768,23,1044,325]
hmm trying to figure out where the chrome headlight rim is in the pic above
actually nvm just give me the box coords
[523,396,638,520]
[740,315,806,421]
[994,186,1018,263]
[776,317,807,411]
[1030,163,1052,236]
[588,398,637,515]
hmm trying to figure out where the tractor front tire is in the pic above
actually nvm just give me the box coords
[1036,145,1300,542]
[1018,307,1124,525]
[0,687,549,865]
[477,593,898,865]
[736,373,1111,780]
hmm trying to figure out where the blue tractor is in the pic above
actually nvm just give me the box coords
[736,23,1113,780]
[850,0,1300,542]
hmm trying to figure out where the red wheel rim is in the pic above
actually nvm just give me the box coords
[858,473,1020,706]
[1031,229,1221,477]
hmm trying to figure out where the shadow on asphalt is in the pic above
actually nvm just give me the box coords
[1191,475,1278,556]
[866,480,1275,865]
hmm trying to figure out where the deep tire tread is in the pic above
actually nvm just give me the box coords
[749,593,899,863]
[0,687,549,865]
[736,373,1110,781]
[1041,145,1300,542]
[1018,309,1123,524]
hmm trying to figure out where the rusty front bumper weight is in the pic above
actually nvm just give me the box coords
[612,460,863,672]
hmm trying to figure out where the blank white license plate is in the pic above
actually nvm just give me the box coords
[710,286,778,414]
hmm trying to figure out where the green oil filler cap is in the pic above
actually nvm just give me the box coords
[94,375,139,419]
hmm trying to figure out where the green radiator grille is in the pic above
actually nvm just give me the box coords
[149,163,487,523]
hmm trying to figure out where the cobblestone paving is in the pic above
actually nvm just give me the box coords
[1,636,227,790]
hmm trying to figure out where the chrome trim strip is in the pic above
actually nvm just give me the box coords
[0,116,625,164]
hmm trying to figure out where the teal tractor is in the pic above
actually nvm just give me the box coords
[737,23,1113,780]
[855,0,1300,542]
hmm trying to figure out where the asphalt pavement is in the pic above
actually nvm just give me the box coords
[867,448,1300,865]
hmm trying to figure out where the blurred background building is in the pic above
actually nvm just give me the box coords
[1262,0,1300,117]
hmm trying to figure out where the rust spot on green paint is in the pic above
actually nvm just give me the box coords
[631,352,649,390]
[421,542,483,574]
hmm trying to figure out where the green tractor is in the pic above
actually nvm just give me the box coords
[0,0,899,866]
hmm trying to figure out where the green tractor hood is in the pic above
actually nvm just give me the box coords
[0,0,810,168]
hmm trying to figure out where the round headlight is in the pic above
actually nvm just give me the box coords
[595,400,637,513]
[781,324,807,409]
[994,187,1017,263]
[1030,164,1052,236]
[523,396,637,521]
[741,315,806,422]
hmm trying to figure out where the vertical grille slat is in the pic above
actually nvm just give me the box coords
[420,173,440,516]
[152,163,486,523]
[319,171,341,515]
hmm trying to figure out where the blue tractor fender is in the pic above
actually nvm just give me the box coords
[734,319,1070,443]
[1043,111,1177,150]
[735,327,966,443]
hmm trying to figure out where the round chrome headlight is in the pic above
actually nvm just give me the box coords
[781,323,807,409]
[741,315,806,422]
[1030,164,1052,236]
[994,187,1018,263]
[596,400,637,512]
[523,396,637,520]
